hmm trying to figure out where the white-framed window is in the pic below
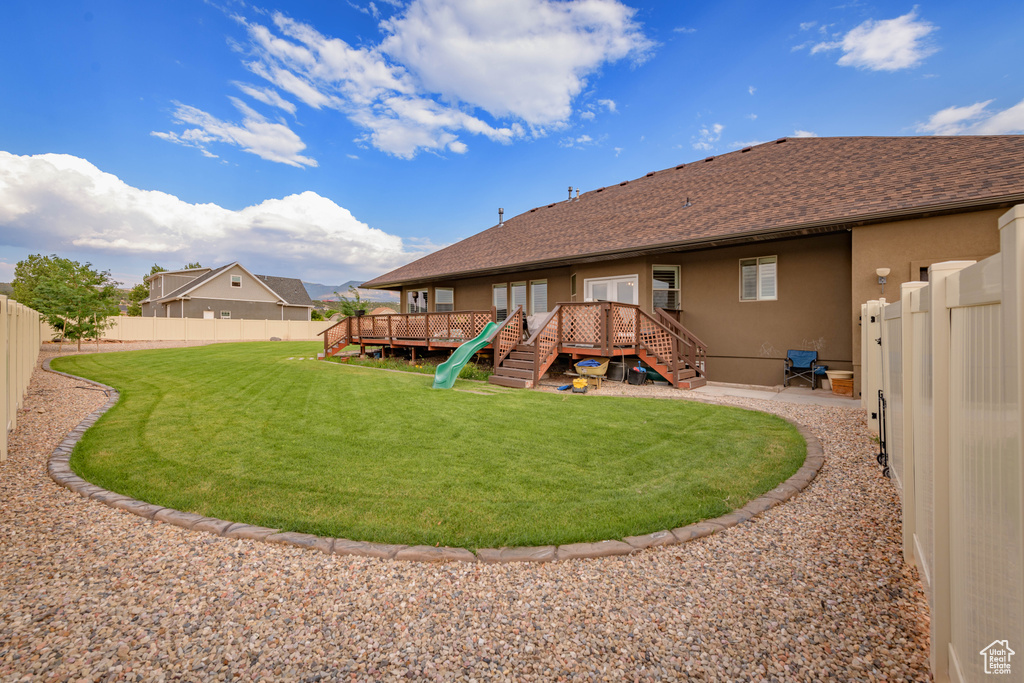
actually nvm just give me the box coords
[652,265,680,311]
[230,275,242,288]
[435,287,454,312]
[530,280,548,315]
[203,310,215,320]
[570,273,577,302]
[511,281,527,314]
[740,256,777,301]
[584,274,638,305]
[407,289,428,313]
[492,284,508,320]
[220,310,231,319]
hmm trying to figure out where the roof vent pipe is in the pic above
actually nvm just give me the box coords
[498,208,504,225]
[568,186,573,201]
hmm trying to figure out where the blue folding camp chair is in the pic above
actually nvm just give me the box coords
[784,350,827,389]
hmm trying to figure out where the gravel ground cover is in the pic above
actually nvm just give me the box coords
[1,343,930,681]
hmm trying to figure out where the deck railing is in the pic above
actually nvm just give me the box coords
[655,308,708,376]
[320,309,496,356]
[491,306,523,371]
[321,302,709,383]
[518,302,708,384]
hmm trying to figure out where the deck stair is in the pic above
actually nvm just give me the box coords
[489,345,537,388]
[636,349,706,390]
[321,320,351,359]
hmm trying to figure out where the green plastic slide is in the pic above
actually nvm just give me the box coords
[432,322,499,389]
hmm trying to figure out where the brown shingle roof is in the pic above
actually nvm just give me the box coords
[362,136,1024,288]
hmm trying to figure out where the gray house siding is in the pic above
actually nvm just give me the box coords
[183,298,309,321]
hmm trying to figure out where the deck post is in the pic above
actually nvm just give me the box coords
[557,307,563,350]
[634,306,640,354]
[598,305,606,358]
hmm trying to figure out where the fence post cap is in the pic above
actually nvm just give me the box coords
[997,203,1024,229]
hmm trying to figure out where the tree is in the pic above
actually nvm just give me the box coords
[148,264,167,277]
[13,254,121,351]
[183,261,202,269]
[335,286,371,317]
[126,282,148,316]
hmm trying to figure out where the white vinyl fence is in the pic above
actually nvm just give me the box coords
[1,296,43,462]
[44,316,334,343]
[863,204,1024,682]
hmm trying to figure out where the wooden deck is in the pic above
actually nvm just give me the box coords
[320,302,708,389]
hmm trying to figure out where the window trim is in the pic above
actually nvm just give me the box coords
[492,283,508,320]
[230,275,242,288]
[583,274,639,305]
[652,265,681,311]
[510,281,527,314]
[739,256,778,302]
[529,279,548,316]
[407,288,429,314]
[435,287,454,312]
[220,310,231,319]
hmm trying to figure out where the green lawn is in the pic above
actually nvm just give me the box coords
[52,343,805,549]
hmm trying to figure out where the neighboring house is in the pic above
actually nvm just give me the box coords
[361,136,1024,391]
[141,263,314,321]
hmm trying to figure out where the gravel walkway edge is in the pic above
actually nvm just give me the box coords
[43,357,825,564]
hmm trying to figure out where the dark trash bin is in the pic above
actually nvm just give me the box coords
[627,367,647,385]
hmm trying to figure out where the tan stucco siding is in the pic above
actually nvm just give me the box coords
[850,208,1002,394]
[673,233,853,386]
[192,265,280,302]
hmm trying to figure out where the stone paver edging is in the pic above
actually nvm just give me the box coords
[44,359,825,563]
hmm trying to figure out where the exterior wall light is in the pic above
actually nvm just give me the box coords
[876,267,890,285]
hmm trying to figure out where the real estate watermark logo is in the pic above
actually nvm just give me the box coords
[980,640,1015,675]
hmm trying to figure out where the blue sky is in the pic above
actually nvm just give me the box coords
[1,0,1022,288]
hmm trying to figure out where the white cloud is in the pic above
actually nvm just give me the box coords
[915,98,1024,135]
[559,133,597,148]
[692,123,723,151]
[799,21,817,31]
[233,82,298,115]
[598,99,617,113]
[614,146,622,156]
[0,152,436,279]
[380,0,651,123]
[153,99,317,167]
[748,86,756,96]
[793,129,818,137]
[673,26,696,34]
[580,110,596,120]
[811,9,937,71]
[746,113,757,120]
[166,1,652,160]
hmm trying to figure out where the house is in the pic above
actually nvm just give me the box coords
[141,263,314,321]
[352,136,1024,392]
